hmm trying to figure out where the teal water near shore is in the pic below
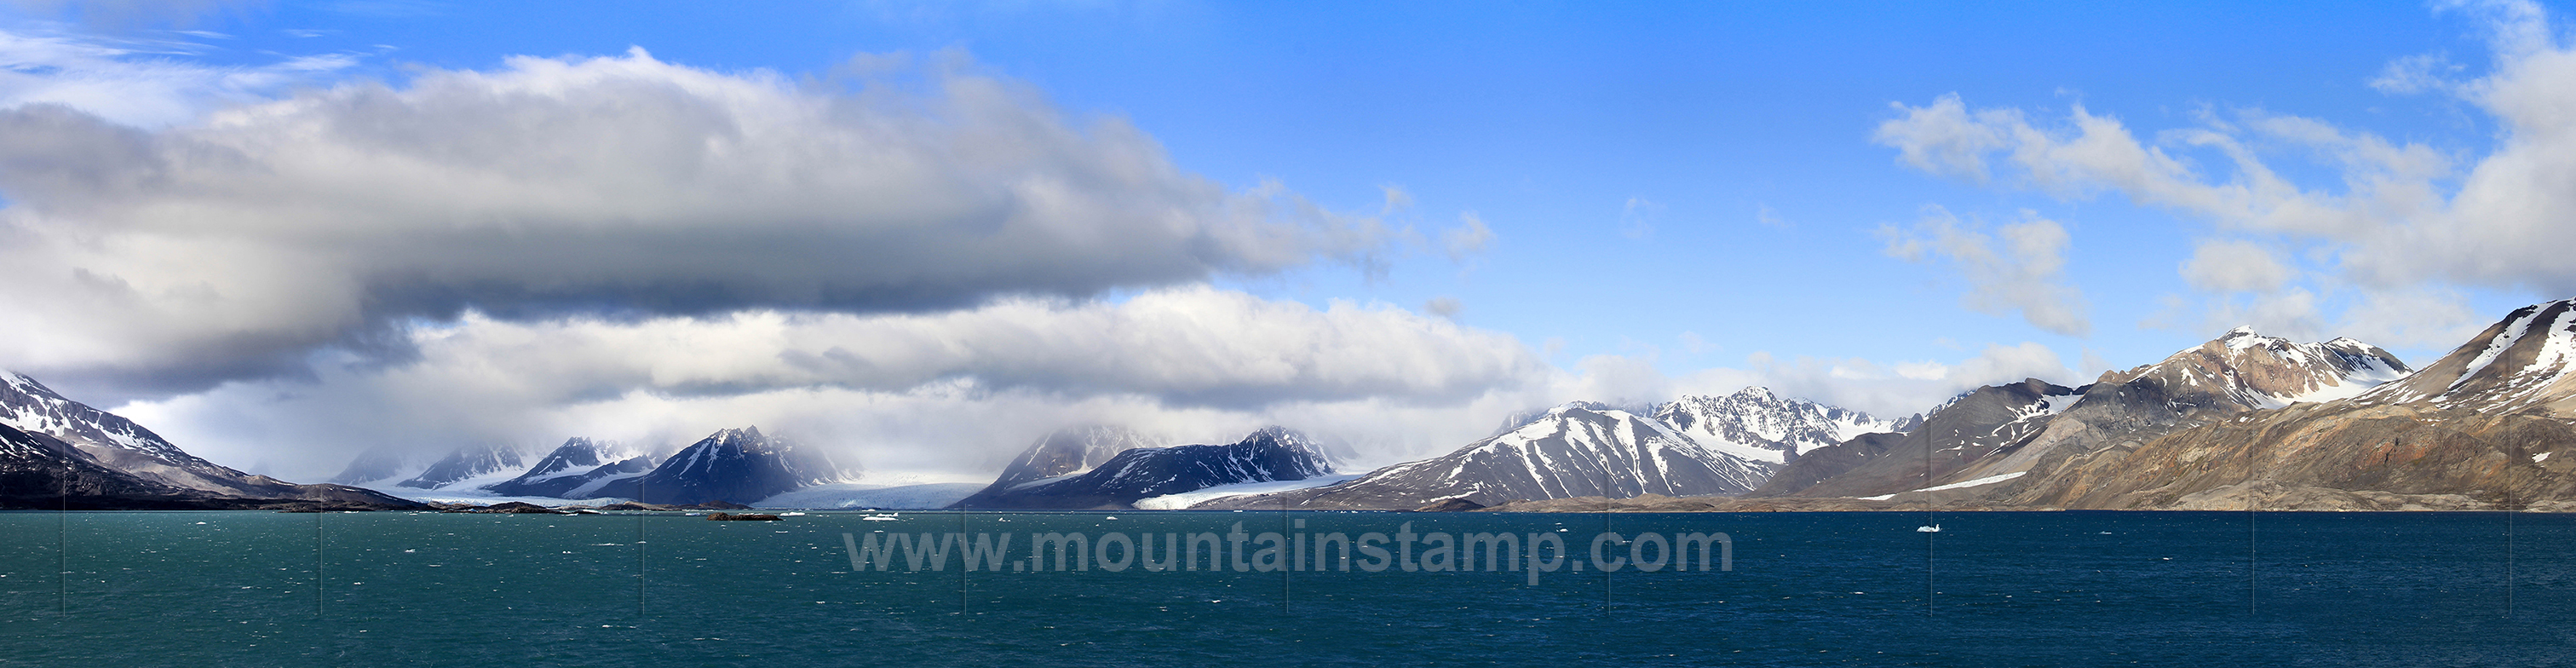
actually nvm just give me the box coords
[2,510,2569,666]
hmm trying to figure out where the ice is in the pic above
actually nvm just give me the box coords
[752,482,985,510]
[1131,474,1362,510]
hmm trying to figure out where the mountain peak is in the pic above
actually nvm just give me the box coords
[1728,386,1780,400]
[1545,400,1615,416]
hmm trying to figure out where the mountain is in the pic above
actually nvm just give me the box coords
[2350,299,2576,416]
[1653,387,1892,465]
[986,425,1162,488]
[0,421,194,508]
[484,437,653,498]
[1204,403,1774,511]
[1751,378,2081,498]
[582,427,851,505]
[949,426,1331,510]
[0,371,418,510]
[330,447,415,486]
[2103,326,2410,412]
[1996,299,2576,510]
[398,442,528,489]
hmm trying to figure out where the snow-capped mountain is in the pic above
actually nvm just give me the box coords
[949,426,1332,510]
[484,437,653,498]
[986,424,1163,488]
[0,421,193,507]
[2357,297,2576,417]
[1208,403,1776,510]
[398,442,529,489]
[2101,326,2411,412]
[583,427,853,505]
[2,371,254,495]
[0,371,417,509]
[1653,387,1892,464]
[329,447,417,486]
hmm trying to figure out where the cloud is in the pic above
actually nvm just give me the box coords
[1876,2,2576,343]
[1676,342,2076,419]
[114,286,1552,478]
[1422,296,1462,320]
[1880,206,2091,337]
[0,46,1403,395]
[2321,287,2490,351]
[1618,197,1660,239]
[2178,239,2292,293]
[0,25,358,127]
[1755,203,1788,228]
[1441,211,1493,261]
[2372,53,2464,95]
[1872,93,2011,182]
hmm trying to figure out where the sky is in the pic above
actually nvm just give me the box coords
[2,0,2573,481]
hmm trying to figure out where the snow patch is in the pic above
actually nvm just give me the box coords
[1858,470,2028,501]
[1132,474,1363,510]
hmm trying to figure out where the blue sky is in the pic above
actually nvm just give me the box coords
[3,1,2571,476]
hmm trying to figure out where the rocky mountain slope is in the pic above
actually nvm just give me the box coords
[949,426,1331,510]
[1753,378,2080,498]
[1752,325,2418,504]
[1653,387,1892,465]
[0,371,418,510]
[1994,299,2576,510]
[984,425,1162,488]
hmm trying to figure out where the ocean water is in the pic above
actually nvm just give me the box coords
[1,510,2569,666]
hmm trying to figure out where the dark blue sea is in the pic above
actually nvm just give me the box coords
[2,510,2568,666]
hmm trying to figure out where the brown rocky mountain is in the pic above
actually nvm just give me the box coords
[1993,297,2576,510]
[1751,326,2415,505]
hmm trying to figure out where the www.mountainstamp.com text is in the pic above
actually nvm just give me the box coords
[843,521,1730,585]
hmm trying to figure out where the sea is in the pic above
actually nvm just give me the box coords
[1,510,2568,666]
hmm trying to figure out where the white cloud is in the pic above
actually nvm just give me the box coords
[1442,211,1494,261]
[1674,343,2075,420]
[2331,287,2490,352]
[114,286,1553,479]
[1880,206,2091,337]
[1876,1,2576,343]
[1618,196,1661,239]
[0,25,358,127]
[0,46,1403,394]
[2372,53,2464,95]
[2178,239,2292,293]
